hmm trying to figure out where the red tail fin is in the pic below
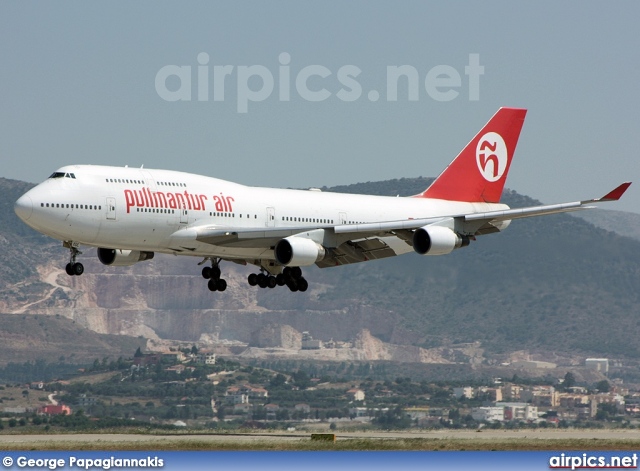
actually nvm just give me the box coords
[419,107,527,203]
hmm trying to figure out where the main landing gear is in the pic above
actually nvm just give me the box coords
[64,243,84,276]
[201,259,227,292]
[247,267,308,292]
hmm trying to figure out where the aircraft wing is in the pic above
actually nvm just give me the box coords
[462,182,631,232]
[177,182,631,266]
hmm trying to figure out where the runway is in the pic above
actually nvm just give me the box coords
[1,429,640,450]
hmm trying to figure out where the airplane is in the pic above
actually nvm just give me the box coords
[14,107,631,293]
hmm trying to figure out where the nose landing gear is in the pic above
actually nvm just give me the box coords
[64,242,84,276]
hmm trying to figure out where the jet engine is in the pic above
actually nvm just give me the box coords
[97,248,155,266]
[412,226,470,256]
[274,237,326,266]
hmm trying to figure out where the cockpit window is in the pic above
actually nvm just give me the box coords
[48,172,77,179]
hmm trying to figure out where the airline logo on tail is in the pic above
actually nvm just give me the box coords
[419,107,527,203]
[476,132,507,182]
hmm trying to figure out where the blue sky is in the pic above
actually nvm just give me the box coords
[2,1,638,213]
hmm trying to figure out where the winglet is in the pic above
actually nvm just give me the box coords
[596,182,632,202]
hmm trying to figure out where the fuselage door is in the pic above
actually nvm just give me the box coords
[180,203,188,224]
[339,212,347,225]
[266,207,275,227]
[106,197,116,220]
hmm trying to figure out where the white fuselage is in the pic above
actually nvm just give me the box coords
[15,165,508,260]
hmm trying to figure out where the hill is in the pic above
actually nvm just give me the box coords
[0,313,146,365]
[1,176,640,362]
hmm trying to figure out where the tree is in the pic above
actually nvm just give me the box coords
[563,372,576,390]
[292,370,311,390]
[270,374,287,388]
[595,380,610,393]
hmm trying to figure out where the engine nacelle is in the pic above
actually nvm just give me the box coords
[412,226,469,256]
[274,237,326,267]
[97,248,155,266]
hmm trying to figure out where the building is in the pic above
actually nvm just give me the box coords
[477,387,503,402]
[265,404,279,420]
[133,354,161,366]
[471,407,504,422]
[294,403,311,414]
[165,364,186,374]
[501,384,523,401]
[558,394,589,408]
[511,360,557,370]
[40,405,72,416]
[520,386,559,407]
[225,393,249,405]
[453,387,474,399]
[196,352,216,365]
[301,332,322,350]
[591,393,625,412]
[76,394,98,407]
[346,388,365,401]
[497,403,538,421]
[162,351,186,362]
[233,403,252,415]
[585,358,609,374]
[404,407,430,420]
[245,386,268,399]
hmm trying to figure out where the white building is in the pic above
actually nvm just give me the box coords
[224,393,249,405]
[497,402,538,421]
[585,358,609,374]
[453,387,475,399]
[471,407,504,422]
[347,389,365,401]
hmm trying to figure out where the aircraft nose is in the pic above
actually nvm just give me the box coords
[14,194,33,221]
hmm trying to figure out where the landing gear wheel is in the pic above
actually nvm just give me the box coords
[257,274,268,288]
[211,266,221,280]
[248,273,258,286]
[291,267,302,279]
[217,279,227,292]
[72,262,84,276]
[267,276,277,289]
[275,274,286,286]
[208,279,218,291]
[297,277,308,292]
[202,266,212,279]
[287,281,299,292]
[65,243,83,276]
